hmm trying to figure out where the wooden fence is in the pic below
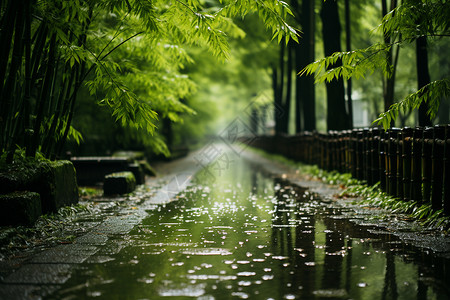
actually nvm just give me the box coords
[245,126,450,216]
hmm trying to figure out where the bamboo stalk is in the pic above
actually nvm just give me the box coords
[28,32,57,157]
[0,0,18,100]
[1,0,25,156]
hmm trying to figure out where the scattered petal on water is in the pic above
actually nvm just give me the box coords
[272,256,289,260]
[158,283,206,297]
[231,292,249,299]
[312,289,348,298]
[137,277,154,284]
[262,275,274,280]
[357,282,368,288]
[223,260,234,264]
[87,291,102,297]
[182,248,232,256]
[237,272,256,277]
[237,260,250,264]
[238,281,252,286]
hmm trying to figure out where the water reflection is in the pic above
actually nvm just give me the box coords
[53,158,449,299]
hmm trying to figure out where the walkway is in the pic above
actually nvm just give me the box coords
[0,146,449,299]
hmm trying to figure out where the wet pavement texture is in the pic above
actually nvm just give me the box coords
[1,147,450,299]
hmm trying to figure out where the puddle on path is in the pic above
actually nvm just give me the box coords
[52,158,449,299]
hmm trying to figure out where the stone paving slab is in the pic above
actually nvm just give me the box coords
[75,232,108,245]
[30,244,98,264]
[3,264,72,284]
[0,284,59,300]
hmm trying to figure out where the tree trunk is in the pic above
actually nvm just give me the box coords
[381,0,398,127]
[273,41,286,135]
[292,0,316,132]
[416,36,432,127]
[344,0,353,129]
[320,0,349,131]
[280,41,293,134]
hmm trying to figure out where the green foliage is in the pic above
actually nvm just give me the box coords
[379,1,450,41]
[0,0,298,162]
[300,0,450,129]
[374,78,450,129]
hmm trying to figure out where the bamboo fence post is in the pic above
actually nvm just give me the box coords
[356,129,364,179]
[313,131,320,166]
[379,131,387,191]
[422,127,433,204]
[339,131,346,172]
[344,130,352,173]
[363,128,370,182]
[320,133,326,170]
[387,128,400,196]
[395,128,403,199]
[351,130,357,177]
[334,131,341,171]
[431,125,445,211]
[411,127,423,203]
[305,132,312,164]
[402,127,413,201]
[384,131,391,193]
[443,125,450,215]
[328,131,334,170]
[370,128,380,185]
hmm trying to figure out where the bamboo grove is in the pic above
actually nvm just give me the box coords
[0,0,298,164]
[301,0,450,129]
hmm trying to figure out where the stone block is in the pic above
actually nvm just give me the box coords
[112,151,145,160]
[127,163,145,184]
[0,191,42,226]
[0,160,78,214]
[139,160,157,177]
[39,161,79,213]
[103,172,136,195]
[71,157,130,186]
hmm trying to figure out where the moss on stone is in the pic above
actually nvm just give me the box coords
[0,160,79,214]
[103,172,136,195]
[138,160,157,177]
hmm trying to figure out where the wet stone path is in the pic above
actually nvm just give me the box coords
[1,148,450,299]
